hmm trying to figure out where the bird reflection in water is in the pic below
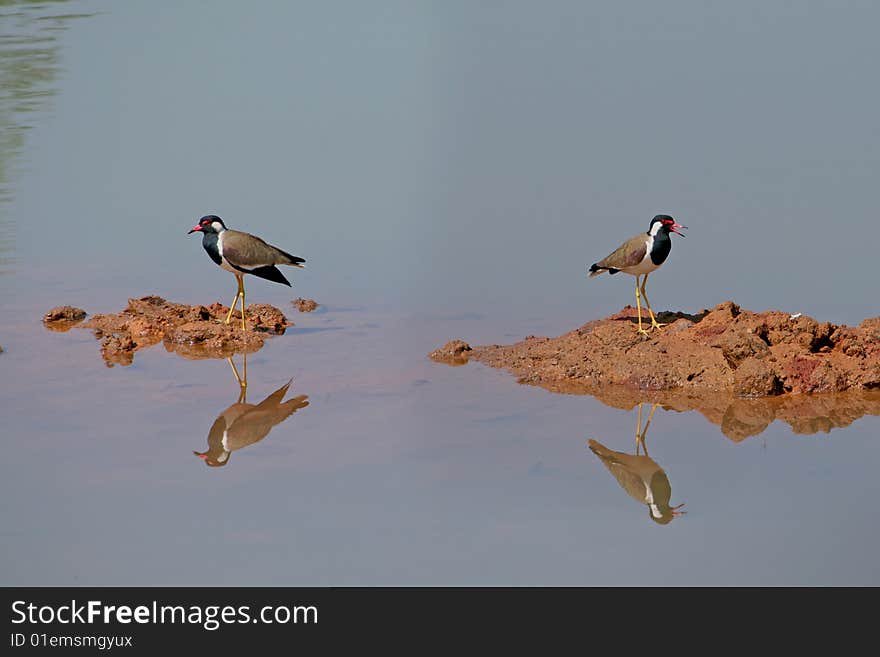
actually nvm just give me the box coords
[588,402,685,524]
[194,353,309,467]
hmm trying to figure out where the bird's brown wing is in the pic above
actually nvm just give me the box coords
[204,415,228,451]
[588,439,656,504]
[222,230,305,268]
[253,380,293,409]
[648,470,673,507]
[594,233,647,270]
[222,230,283,267]
[225,382,309,451]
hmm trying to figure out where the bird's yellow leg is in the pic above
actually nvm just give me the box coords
[634,276,649,336]
[635,402,644,453]
[638,403,659,456]
[224,290,238,324]
[225,277,243,324]
[227,355,242,384]
[227,355,247,403]
[240,279,247,331]
[640,274,665,330]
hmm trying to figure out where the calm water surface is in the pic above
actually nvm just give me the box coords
[2,1,879,586]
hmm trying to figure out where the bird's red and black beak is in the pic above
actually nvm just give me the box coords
[666,220,687,236]
[188,224,204,235]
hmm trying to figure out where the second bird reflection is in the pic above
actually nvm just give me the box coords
[194,353,310,467]
[588,402,686,525]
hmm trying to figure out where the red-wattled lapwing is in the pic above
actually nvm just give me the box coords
[188,215,305,330]
[588,214,686,335]
[194,355,309,467]
[587,403,685,525]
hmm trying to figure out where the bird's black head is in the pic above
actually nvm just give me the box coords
[649,214,686,237]
[188,215,227,235]
[193,450,229,467]
[648,502,686,525]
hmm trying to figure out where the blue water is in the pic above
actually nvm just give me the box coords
[2,0,879,586]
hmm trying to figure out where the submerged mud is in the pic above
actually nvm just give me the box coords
[428,339,472,366]
[550,383,880,441]
[292,297,319,312]
[42,305,87,332]
[44,296,293,366]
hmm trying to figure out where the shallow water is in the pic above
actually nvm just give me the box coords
[2,1,880,586]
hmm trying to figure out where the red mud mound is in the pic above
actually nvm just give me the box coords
[430,302,880,440]
[292,297,319,312]
[47,296,291,367]
[448,302,880,395]
[42,306,87,332]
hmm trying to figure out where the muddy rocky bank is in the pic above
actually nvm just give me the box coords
[430,301,880,397]
[43,295,294,366]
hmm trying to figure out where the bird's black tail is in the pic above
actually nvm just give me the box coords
[589,263,619,277]
[249,265,292,286]
[277,247,306,269]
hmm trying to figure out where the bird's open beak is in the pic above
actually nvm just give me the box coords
[188,225,203,234]
[670,222,687,237]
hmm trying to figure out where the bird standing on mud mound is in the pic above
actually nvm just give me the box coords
[188,215,305,330]
[588,214,686,335]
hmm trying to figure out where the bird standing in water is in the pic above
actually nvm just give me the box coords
[188,215,305,330]
[588,214,686,335]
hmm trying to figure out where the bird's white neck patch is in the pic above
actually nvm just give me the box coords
[648,221,664,237]
[212,221,226,233]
